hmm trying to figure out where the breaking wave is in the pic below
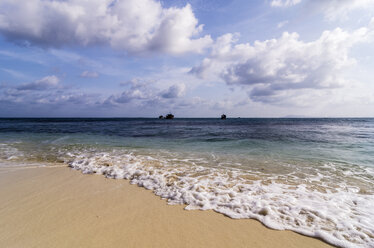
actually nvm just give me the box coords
[65,148,374,248]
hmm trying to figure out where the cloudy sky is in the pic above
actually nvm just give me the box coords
[0,0,374,117]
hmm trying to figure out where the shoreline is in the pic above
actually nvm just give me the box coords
[0,166,333,248]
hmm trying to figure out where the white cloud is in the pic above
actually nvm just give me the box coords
[277,21,289,29]
[309,0,374,21]
[16,75,60,91]
[270,0,374,21]
[0,0,212,55]
[270,0,301,7]
[110,79,151,104]
[0,74,103,115]
[161,84,186,98]
[107,79,186,106]
[80,71,99,78]
[191,21,374,104]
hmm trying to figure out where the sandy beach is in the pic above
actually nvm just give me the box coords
[0,165,333,248]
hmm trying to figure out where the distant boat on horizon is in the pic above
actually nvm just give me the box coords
[221,114,227,120]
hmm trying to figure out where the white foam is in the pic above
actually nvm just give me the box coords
[66,150,374,248]
[0,143,24,161]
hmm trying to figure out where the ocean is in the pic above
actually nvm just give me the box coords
[0,118,373,247]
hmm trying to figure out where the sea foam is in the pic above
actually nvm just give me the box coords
[67,149,374,248]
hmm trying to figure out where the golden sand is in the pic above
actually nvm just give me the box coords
[0,166,333,248]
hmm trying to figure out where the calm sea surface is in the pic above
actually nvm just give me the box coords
[1,118,373,247]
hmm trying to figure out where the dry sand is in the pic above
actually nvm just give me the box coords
[0,165,333,248]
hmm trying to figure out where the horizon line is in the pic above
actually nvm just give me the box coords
[0,117,373,119]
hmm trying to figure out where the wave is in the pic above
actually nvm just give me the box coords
[65,149,374,248]
[1,140,373,247]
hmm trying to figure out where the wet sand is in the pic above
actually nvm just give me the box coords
[0,166,333,248]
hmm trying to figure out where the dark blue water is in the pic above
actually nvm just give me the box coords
[1,118,373,167]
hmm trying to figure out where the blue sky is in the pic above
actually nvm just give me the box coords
[0,0,374,117]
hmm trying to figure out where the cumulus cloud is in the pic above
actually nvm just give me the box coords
[109,80,151,104]
[0,74,263,117]
[16,75,60,91]
[0,0,212,55]
[0,75,100,112]
[161,84,186,98]
[80,71,99,78]
[106,79,186,106]
[191,21,374,104]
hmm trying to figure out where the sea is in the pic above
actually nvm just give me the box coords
[0,118,373,248]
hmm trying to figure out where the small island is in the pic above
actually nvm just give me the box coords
[165,113,174,119]
[159,113,174,119]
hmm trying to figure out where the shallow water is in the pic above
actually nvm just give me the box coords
[0,118,373,248]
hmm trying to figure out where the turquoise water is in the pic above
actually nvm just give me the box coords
[0,118,373,247]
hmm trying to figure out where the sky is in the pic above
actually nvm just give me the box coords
[0,0,374,117]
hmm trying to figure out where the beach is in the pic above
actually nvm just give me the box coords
[0,165,333,248]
